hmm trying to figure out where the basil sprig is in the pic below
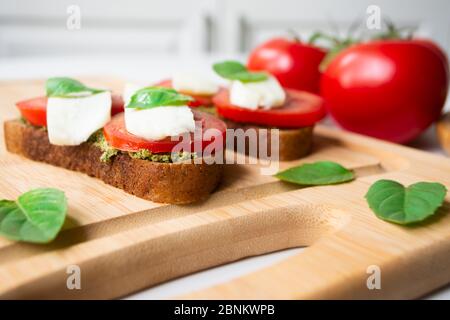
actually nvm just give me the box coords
[0,188,67,243]
[46,77,105,97]
[213,61,268,82]
[126,87,193,110]
[275,161,355,186]
[365,180,447,225]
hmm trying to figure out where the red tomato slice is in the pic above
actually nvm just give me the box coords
[16,94,124,127]
[16,96,48,127]
[103,109,226,153]
[213,89,326,128]
[155,79,214,107]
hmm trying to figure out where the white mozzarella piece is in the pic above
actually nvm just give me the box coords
[172,72,219,95]
[229,76,286,110]
[124,106,195,141]
[47,91,112,146]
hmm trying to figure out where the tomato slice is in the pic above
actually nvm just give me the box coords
[155,79,214,107]
[213,89,326,128]
[16,96,48,126]
[103,109,226,153]
[16,94,124,127]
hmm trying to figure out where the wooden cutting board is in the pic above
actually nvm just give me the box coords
[0,78,449,300]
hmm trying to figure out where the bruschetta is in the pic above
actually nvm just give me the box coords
[212,61,326,160]
[4,78,226,204]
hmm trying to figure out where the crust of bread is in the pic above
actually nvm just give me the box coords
[4,120,223,204]
[222,118,313,161]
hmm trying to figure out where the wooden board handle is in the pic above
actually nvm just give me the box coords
[0,201,348,299]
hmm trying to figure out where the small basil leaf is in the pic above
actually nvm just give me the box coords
[126,87,193,110]
[213,61,247,77]
[46,77,104,97]
[275,161,355,185]
[229,71,269,82]
[213,61,268,83]
[365,180,447,225]
[0,188,67,243]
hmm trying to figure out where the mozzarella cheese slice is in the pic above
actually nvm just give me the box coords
[172,72,219,95]
[229,76,286,110]
[47,91,112,145]
[125,106,195,141]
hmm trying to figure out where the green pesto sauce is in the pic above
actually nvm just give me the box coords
[89,131,196,163]
[90,131,119,163]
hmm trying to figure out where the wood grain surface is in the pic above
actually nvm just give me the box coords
[0,79,449,299]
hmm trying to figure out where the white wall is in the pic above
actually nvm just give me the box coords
[221,0,450,54]
[0,0,449,57]
[0,0,214,56]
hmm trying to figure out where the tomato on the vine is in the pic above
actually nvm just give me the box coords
[321,39,449,143]
[247,37,326,94]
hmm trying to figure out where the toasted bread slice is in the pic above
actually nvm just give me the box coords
[222,118,313,161]
[4,120,223,204]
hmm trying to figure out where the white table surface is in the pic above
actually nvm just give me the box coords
[1,55,449,300]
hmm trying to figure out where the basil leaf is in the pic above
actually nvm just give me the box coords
[365,180,447,225]
[275,161,355,185]
[0,188,67,243]
[229,71,268,82]
[126,87,193,109]
[213,61,268,82]
[46,77,104,97]
[213,61,247,77]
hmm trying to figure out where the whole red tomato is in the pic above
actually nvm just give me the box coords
[321,39,449,143]
[247,37,326,93]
